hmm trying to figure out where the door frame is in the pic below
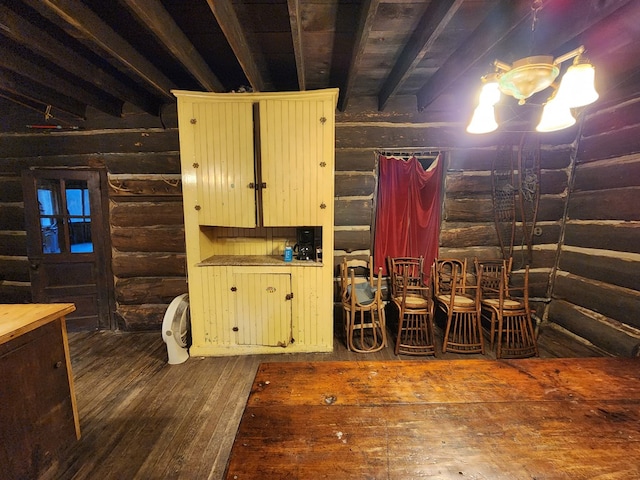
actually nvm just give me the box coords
[22,167,115,330]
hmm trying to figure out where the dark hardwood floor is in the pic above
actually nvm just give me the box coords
[46,321,606,479]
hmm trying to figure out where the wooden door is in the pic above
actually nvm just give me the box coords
[21,169,113,330]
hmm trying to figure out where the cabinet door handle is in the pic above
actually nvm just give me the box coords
[54,361,63,369]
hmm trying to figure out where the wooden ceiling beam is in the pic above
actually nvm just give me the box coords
[337,0,380,112]
[378,0,463,112]
[23,0,175,99]
[287,0,305,91]
[121,0,225,93]
[0,4,159,116]
[0,44,123,117]
[0,69,86,119]
[205,0,271,92]
[416,0,538,112]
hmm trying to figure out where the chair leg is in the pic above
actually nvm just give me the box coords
[443,310,484,354]
[442,307,453,353]
[378,304,387,348]
[395,305,435,356]
[349,307,385,353]
[496,311,538,359]
[489,311,497,351]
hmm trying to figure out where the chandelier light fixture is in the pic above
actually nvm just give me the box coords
[466,45,599,134]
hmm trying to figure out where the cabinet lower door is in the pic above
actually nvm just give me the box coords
[233,273,293,347]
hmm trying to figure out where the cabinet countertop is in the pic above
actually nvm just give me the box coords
[198,255,323,267]
[0,303,76,345]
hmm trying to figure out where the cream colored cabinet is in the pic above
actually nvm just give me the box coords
[173,89,337,356]
[177,91,335,228]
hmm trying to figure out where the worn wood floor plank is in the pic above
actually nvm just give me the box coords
[45,323,608,479]
[247,358,640,406]
[226,359,640,479]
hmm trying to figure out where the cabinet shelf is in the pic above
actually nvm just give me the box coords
[198,254,322,267]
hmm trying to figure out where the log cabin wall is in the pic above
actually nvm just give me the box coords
[0,104,187,330]
[1,93,639,357]
[549,94,640,357]
[333,95,571,317]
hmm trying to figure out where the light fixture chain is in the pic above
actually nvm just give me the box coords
[530,0,543,54]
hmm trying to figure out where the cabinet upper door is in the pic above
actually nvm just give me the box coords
[259,94,336,226]
[190,100,257,227]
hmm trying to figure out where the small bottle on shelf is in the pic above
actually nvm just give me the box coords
[284,242,293,262]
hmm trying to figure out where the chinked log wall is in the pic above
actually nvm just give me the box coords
[333,96,572,314]
[0,108,187,330]
[0,94,638,355]
[550,95,640,357]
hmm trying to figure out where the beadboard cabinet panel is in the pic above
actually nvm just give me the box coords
[179,99,256,227]
[174,89,337,356]
[233,272,292,347]
[260,95,336,226]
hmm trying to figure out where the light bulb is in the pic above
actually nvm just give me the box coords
[536,96,576,132]
[478,81,501,106]
[466,104,498,134]
[555,63,599,108]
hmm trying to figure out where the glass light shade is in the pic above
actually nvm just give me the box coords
[536,96,576,132]
[479,81,501,106]
[466,104,498,134]
[554,63,599,108]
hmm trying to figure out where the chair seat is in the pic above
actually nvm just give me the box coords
[393,293,429,309]
[482,298,524,310]
[347,283,375,305]
[436,293,475,307]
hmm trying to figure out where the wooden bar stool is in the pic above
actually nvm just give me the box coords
[340,257,387,353]
[389,257,435,356]
[433,258,484,354]
[474,257,513,350]
[478,263,538,358]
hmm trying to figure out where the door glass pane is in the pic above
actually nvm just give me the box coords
[66,180,93,253]
[36,178,93,254]
[37,180,63,254]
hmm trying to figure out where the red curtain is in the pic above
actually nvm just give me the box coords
[373,154,442,277]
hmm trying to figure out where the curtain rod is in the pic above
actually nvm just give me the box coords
[376,150,440,158]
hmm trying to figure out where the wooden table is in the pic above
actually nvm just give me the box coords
[225,358,640,479]
[0,303,79,480]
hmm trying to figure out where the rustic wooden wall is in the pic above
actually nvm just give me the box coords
[1,93,639,355]
[0,173,30,303]
[0,104,187,330]
[333,96,574,314]
[549,95,640,356]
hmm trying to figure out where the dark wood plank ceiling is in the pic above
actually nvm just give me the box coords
[0,0,638,126]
